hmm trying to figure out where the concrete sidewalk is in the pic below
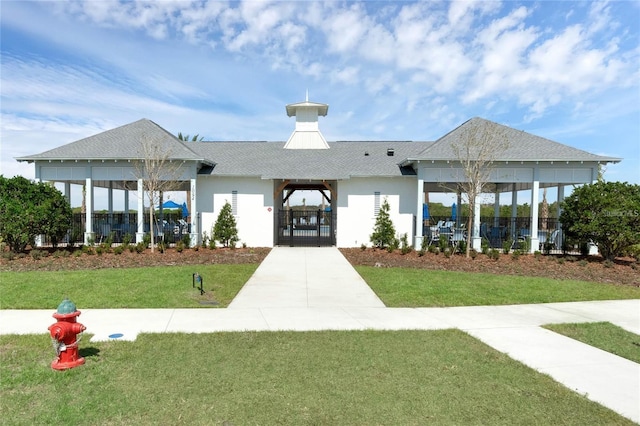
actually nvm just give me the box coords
[1,247,638,423]
[228,247,385,308]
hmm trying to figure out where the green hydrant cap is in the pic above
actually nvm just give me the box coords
[56,298,77,314]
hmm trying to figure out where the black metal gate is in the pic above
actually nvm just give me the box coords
[277,209,335,247]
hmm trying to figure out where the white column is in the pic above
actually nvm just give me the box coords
[529,180,540,253]
[64,182,71,205]
[414,179,424,249]
[136,179,144,243]
[493,191,500,227]
[472,194,482,251]
[108,182,114,214]
[557,184,565,250]
[84,177,94,245]
[189,178,198,247]
[511,185,518,241]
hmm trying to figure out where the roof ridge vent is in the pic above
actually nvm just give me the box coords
[387,148,395,156]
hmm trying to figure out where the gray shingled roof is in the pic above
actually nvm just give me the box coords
[408,117,621,163]
[192,141,431,179]
[16,119,204,162]
[17,117,619,182]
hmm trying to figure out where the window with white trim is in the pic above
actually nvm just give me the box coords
[374,192,381,216]
[232,190,238,215]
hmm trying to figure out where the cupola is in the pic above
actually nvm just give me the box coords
[283,92,329,149]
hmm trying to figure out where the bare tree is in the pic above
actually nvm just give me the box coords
[450,119,509,257]
[131,135,186,253]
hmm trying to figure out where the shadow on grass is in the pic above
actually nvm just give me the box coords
[80,346,100,358]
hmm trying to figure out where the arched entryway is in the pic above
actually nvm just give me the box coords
[274,180,336,247]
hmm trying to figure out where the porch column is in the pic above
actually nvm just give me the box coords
[557,184,565,250]
[414,179,424,249]
[108,182,114,233]
[189,178,198,247]
[529,180,540,253]
[84,177,94,245]
[64,182,71,205]
[136,179,144,243]
[124,188,130,237]
[493,190,500,227]
[456,192,462,227]
[472,194,482,251]
[511,184,518,241]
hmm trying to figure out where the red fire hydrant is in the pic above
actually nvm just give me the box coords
[48,298,86,370]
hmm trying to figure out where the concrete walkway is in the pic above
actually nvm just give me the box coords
[228,247,385,308]
[1,247,638,423]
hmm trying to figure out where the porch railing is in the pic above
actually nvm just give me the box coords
[40,212,190,246]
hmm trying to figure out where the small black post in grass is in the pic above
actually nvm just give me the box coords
[192,273,204,295]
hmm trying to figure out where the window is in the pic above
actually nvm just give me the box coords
[374,192,380,216]
[232,190,238,215]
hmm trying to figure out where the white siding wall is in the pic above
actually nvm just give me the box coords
[336,177,416,248]
[197,176,274,247]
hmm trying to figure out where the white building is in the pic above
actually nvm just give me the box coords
[17,98,620,252]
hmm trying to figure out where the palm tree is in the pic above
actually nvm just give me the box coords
[177,133,203,142]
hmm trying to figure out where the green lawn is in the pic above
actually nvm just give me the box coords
[1,330,634,425]
[543,322,640,364]
[2,265,638,310]
[355,266,640,307]
[0,264,258,309]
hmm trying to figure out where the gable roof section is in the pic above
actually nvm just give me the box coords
[193,141,431,180]
[17,119,204,163]
[407,117,621,163]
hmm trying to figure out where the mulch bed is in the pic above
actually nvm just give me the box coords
[1,246,638,287]
[339,248,640,287]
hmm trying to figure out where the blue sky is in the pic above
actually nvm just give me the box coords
[1,0,639,207]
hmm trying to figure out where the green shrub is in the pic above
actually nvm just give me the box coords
[30,249,46,260]
[400,233,412,255]
[176,241,185,253]
[122,233,132,247]
[2,251,16,261]
[135,242,145,253]
[481,238,489,255]
[360,243,367,251]
[488,249,500,261]
[370,197,396,249]
[113,246,124,255]
[213,201,239,248]
[470,249,478,260]
[502,239,512,254]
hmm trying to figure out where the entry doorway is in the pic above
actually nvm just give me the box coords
[274,181,336,247]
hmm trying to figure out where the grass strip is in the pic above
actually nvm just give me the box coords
[0,264,258,309]
[1,330,634,425]
[356,266,640,307]
[543,322,640,364]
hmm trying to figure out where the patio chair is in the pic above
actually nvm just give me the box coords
[427,227,440,246]
[450,228,466,251]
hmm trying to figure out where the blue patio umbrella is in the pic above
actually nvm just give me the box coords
[451,203,457,221]
[422,203,430,221]
[160,200,182,209]
[182,202,189,218]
